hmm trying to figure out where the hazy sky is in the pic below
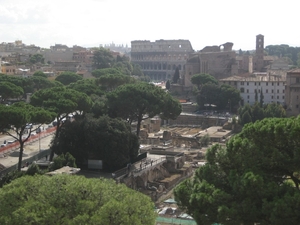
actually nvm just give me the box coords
[0,0,299,51]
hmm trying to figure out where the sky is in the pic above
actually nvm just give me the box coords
[0,0,299,51]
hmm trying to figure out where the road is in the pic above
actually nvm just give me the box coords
[0,128,55,168]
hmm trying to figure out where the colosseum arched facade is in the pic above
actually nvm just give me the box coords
[131,39,194,81]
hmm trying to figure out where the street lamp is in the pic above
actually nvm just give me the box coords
[39,131,41,152]
[37,127,41,153]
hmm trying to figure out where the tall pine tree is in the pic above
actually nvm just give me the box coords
[172,67,179,84]
[260,87,264,107]
[165,80,170,90]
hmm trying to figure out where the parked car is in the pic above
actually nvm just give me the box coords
[25,123,33,129]
[7,140,16,144]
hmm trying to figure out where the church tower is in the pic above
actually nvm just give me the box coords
[255,34,264,72]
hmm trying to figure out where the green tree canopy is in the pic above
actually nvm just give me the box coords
[107,82,181,137]
[91,67,122,78]
[0,102,54,170]
[55,71,83,86]
[265,44,300,65]
[218,84,241,111]
[264,102,286,118]
[48,152,77,171]
[51,115,139,169]
[137,75,151,82]
[28,76,57,91]
[30,86,93,160]
[191,73,218,90]
[29,53,44,64]
[33,71,47,78]
[0,175,156,225]
[97,74,136,91]
[259,87,264,106]
[113,61,133,75]
[196,83,241,111]
[165,80,171,90]
[238,102,286,125]
[67,78,104,96]
[297,52,300,67]
[93,47,115,69]
[132,63,144,76]
[90,94,108,118]
[174,117,300,225]
[0,81,24,103]
[196,83,219,109]
[0,74,33,94]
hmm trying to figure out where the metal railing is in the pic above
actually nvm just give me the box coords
[132,157,166,173]
[113,157,167,179]
[0,149,51,178]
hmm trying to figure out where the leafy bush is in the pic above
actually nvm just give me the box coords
[200,134,210,146]
[48,152,76,171]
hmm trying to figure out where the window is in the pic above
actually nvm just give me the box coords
[277,96,279,99]
[277,90,279,93]
[247,95,249,99]
[255,82,256,85]
[266,89,268,93]
[297,105,299,109]
[234,81,237,85]
[282,96,285,99]
[247,89,249,93]
[266,82,268,86]
[247,82,249,86]
[296,78,300,83]
[272,96,274,99]
[277,82,279,86]
[283,90,285,93]
[272,90,274,93]
[241,81,244,85]
[240,88,245,93]
[259,82,261,86]
[272,82,274,86]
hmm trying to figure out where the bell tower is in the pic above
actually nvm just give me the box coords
[255,34,264,72]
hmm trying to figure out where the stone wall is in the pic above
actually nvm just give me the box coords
[185,48,237,85]
[181,103,198,113]
[168,114,227,127]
